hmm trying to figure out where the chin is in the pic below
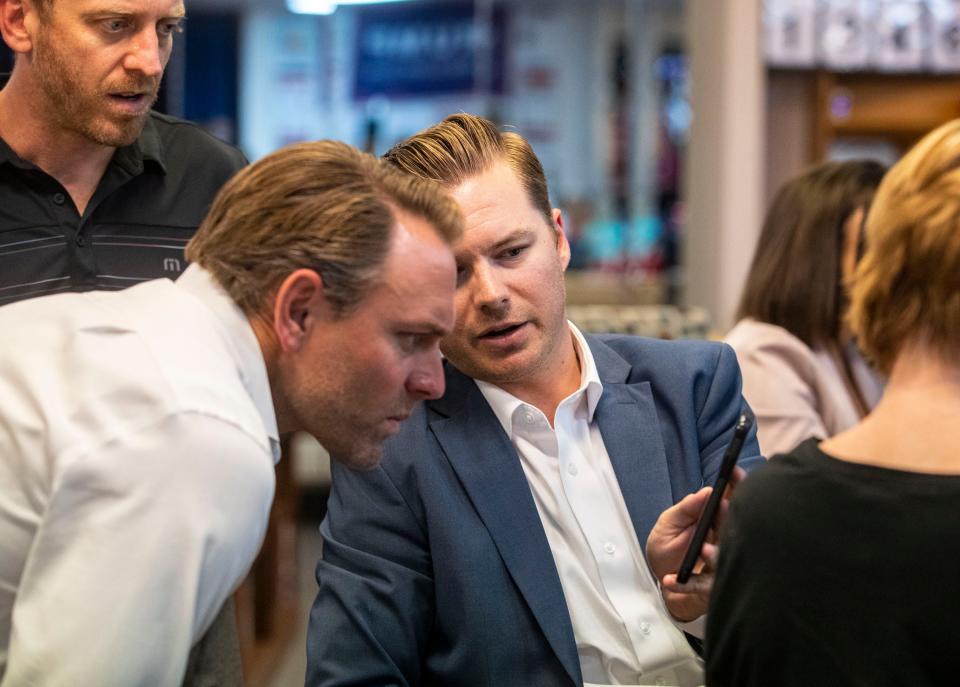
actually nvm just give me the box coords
[86,118,148,148]
[320,434,385,471]
[338,446,384,472]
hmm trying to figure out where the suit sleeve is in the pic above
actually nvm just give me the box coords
[696,343,764,480]
[306,459,433,687]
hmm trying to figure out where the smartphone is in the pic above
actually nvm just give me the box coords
[675,412,753,584]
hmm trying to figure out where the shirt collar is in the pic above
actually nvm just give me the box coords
[569,322,604,419]
[112,113,167,175]
[175,264,281,462]
[475,321,604,435]
[0,133,22,168]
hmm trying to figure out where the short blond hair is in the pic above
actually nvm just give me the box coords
[383,113,553,225]
[186,140,462,315]
[849,119,960,373]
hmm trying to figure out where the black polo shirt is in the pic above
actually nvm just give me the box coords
[0,92,246,305]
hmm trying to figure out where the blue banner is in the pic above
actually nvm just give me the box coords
[354,1,506,98]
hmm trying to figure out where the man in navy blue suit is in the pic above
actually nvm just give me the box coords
[306,114,763,687]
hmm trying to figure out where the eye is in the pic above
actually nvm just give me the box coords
[101,18,131,33]
[395,333,419,353]
[455,263,470,287]
[397,332,441,355]
[500,245,527,260]
[158,19,185,38]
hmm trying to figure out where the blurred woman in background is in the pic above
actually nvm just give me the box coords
[706,119,960,686]
[726,160,887,456]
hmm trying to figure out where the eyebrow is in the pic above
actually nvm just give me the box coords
[456,227,538,262]
[491,228,538,251]
[80,5,187,20]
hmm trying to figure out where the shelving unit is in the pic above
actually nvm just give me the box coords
[812,70,960,159]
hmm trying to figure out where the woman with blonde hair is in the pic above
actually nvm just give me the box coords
[706,120,960,685]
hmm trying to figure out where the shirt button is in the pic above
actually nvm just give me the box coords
[566,462,578,476]
[53,192,66,205]
[603,542,616,555]
[640,621,652,635]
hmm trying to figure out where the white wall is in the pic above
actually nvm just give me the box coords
[684,0,765,332]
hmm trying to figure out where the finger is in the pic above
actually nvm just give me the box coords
[662,572,713,596]
[654,487,714,540]
[700,541,719,570]
[674,486,712,521]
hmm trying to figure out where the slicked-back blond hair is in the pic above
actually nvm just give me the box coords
[849,119,960,373]
[186,140,462,316]
[383,113,553,225]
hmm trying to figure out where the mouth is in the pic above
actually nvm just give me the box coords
[478,321,527,339]
[107,91,153,113]
[383,414,410,436]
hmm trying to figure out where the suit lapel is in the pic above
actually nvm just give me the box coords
[429,366,582,687]
[589,337,675,546]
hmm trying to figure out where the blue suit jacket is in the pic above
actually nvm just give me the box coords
[306,334,762,687]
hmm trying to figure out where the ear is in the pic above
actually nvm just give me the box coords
[270,269,331,353]
[552,208,571,272]
[0,0,37,55]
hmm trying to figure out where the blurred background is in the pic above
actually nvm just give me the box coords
[6,0,956,683]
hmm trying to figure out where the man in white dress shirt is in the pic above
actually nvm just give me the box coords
[0,140,461,686]
[306,114,762,687]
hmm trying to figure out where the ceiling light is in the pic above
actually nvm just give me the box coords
[286,0,413,15]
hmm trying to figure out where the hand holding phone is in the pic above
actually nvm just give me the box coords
[675,412,753,584]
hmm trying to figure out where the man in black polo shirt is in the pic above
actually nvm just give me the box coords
[0,0,246,306]
[0,0,247,683]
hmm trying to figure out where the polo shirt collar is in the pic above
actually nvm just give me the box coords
[112,113,168,175]
[0,133,23,167]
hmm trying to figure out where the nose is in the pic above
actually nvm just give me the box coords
[124,28,165,78]
[406,348,446,401]
[471,261,509,314]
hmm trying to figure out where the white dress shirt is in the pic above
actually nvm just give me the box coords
[476,324,703,687]
[0,265,279,686]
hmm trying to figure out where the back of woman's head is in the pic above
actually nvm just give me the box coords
[737,160,887,348]
[849,120,960,374]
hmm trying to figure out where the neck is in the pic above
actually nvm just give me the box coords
[496,327,582,423]
[873,344,960,424]
[0,68,115,213]
[821,342,960,473]
[248,313,296,436]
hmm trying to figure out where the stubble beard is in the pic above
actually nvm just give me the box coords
[314,414,387,472]
[289,369,391,473]
[32,31,158,148]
